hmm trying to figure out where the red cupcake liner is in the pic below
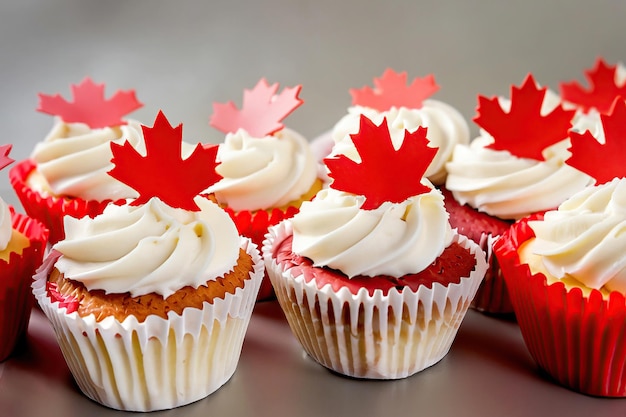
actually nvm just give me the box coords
[9,159,120,244]
[494,214,626,397]
[225,205,299,301]
[0,208,48,361]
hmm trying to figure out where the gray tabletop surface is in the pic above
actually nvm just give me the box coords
[2,302,626,417]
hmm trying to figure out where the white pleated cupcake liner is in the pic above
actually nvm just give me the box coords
[32,237,264,412]
[263,221,487,380]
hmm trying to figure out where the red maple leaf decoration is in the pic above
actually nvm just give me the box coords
[209,78,303,137]
[324,114,437,210]
[0,144,13,171]
[566,97,626,184]
[109,110,222,211]
[473,74,576,161]
[560,58,626,114]
[349,68,440,111]
[37,77,143,129]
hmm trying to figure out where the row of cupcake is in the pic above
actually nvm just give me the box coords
[288,60,626,396]
[3,73,482,408]
[1,57,625,412]
[441,61,626,397]
[2,78,324,410]
[309,60,626,396]
[18,83,485,410]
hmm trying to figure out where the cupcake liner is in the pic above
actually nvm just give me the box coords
[222,167,327,302]
[263,221,487,380]
[32,237,264,411]
[9,159,120,244]
[469,232,514,314]
[495,216,626,397]
[440,187,513,314]
[225,205,300,301]
[0,208,48,361]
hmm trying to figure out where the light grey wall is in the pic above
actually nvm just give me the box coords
[2,0,625,206]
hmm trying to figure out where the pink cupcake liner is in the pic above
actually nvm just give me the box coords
[9,159,121,244]
[495,215,626,397]
[0,208,48,361]
[469,233,514,314]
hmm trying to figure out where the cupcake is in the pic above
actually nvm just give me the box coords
[263,114,487,379]
[312,68,470,186]
[206,78,324,300]
[444,74,595,313]
[494,98,626,397]
[10,77,144,243]
[32,111,264,411]
[0,144,48,361]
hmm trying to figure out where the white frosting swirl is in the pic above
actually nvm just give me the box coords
[291,186,453,278]
[445,93,594,220]
[0,198,11,251]
[205,128,318,211]
[31,119,144,201]
[445,136,593,220]
[528,178,626,293]
[328,101,470,185]
[53,197,241,298]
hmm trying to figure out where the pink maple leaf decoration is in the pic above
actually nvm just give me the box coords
[474,74,576,161]
[0,144,13,171]
[109,110,222,211]
[209,78,303,137]
[37,77,143,129]
[560,58,626,114]
[566,97,626,184]
[324,114,437,210]
[349,68,440,112]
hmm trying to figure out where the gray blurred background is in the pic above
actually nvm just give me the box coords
[2,0,625,207]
